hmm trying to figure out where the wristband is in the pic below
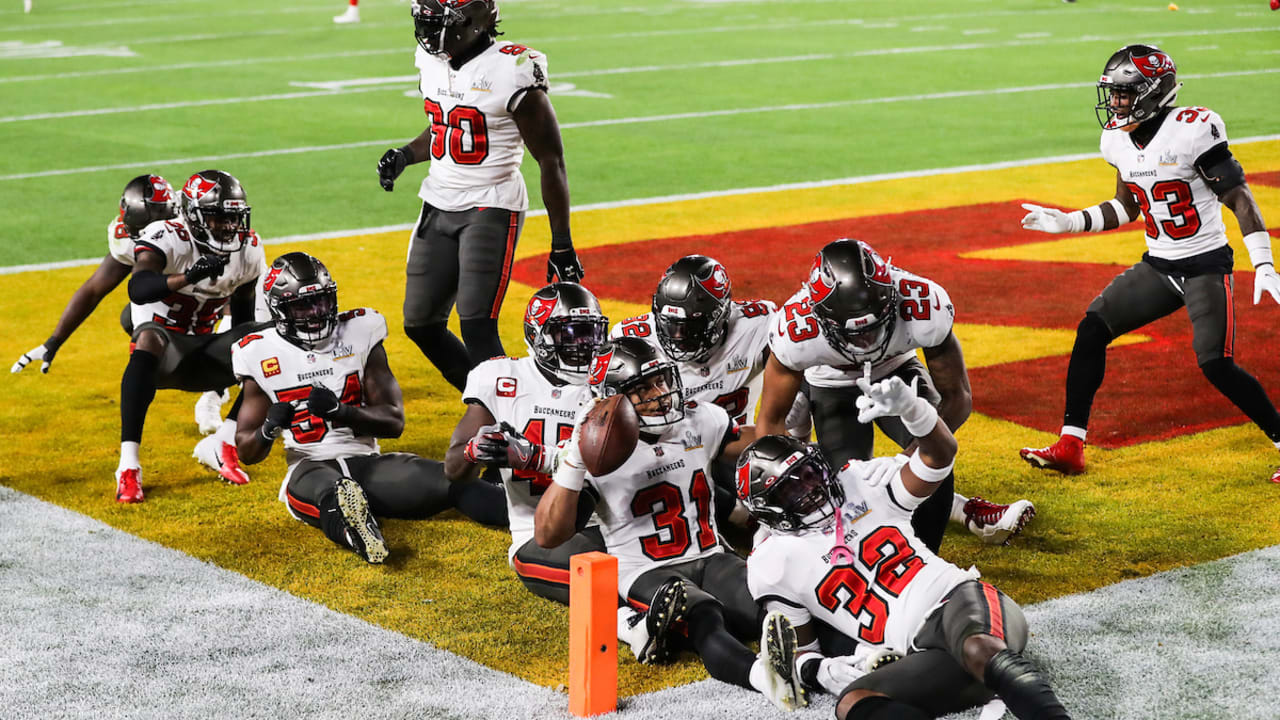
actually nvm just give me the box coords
[551,229,573,251]
[44,335,64,352]
[260,426,279,442]
[898,397,939,438]
[398,144,417,165]
[552,462,585,492]
[908,448,953,483]
[1244,230,1274,269]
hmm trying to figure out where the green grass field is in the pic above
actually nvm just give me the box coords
[3,0,1280,715]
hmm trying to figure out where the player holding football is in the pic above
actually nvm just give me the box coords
[11,174,232,436]
[535,337,806,710]
[376,0,584,392]
[115,170,269,503]
[234,252,506,564]
[1018,44,1280,482]
[755,239,1034,550]
[739,375,1071,720]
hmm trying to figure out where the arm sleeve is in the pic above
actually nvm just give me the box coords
[127,270,169,304]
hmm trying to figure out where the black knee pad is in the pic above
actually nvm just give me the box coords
[984,649,1071,720]
[841,694,929,720]
[460,317,503,364]
[1076,312,1113,349]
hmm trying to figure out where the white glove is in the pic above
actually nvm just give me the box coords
[855,365,938,437]
[1020,203,1082,234]
[11,344,52,374]
[862,455,909,488]
[1254,264,1280,306]
[804,655,866,696]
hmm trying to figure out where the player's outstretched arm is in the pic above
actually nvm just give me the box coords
[1020,171,1139,234]
[13,256,133,374]
[918,331,972,449]
[315,342,405,439]
[515,89,582,283]
[756,354,805,436]
[534,411,589,548]
[854,370,956,499]
[1219,183,1280,305]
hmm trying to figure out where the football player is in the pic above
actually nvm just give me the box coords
[739,375,1071,720]
[115,170,267,503]
[609,255,777,535]
[535,337,806,711]
[10,174,232,435]
[234,252,507,564]
[376,0,584,393]
[1019,45,1280,483]
[755,239,1035,551]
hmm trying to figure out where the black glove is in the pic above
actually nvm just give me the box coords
[307,384,351,422]
[377,147,412,192]
[547,247,585,283]
[184,254,227,285]
[261,401,296,440]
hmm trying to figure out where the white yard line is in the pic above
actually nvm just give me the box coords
[6,133,1280,276]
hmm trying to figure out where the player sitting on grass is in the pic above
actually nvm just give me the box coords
[738,371,1070,719]
[535,337,806,711]
[233,252,506,564]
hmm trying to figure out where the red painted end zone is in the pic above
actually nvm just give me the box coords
[513,200,1280,448]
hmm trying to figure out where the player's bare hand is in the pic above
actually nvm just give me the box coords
[1253,264,1280,305]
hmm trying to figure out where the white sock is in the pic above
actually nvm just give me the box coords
[118,441,140,471]
[1273,440,1280,452]
[747,658,770,694]
[950,493,969,525]
[1061,425,1087,442]
[617,606,644,657]
[216,418,237,444]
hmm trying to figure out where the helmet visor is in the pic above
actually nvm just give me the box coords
[546,317,606,370]
[766,459,835,527]
[655,314,713,360]
[413,4,457,54]
[201,203,250,254]
[278,290,337,344]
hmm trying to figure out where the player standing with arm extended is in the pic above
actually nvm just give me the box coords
[1019,44,1280,482]
[376,0,583,392]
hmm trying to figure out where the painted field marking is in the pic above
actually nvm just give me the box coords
[0,40,135,59]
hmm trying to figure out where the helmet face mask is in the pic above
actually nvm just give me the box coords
[265,253,339,350]
[1095,44,1180,130]
[652,255,732,363]
[180,170,250,256]
[807,240,898,364]
[737,437,845,533]
[119,174,177,239]
[412,0,497,59]
[589,338,686,428]
[524,283,608,384]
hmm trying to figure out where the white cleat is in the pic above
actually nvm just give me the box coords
[194,390,227,435]
[333,6,359,23]
[758,612,807,711]
[24,0,32,13]
[336,477,387,563]
[964,497,1036,546]
[192,434,250,486]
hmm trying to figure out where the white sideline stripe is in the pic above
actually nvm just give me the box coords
[5,63,1278,127]
[6,133,1280,277]
[0,49,408,85]
[0,5,339,32]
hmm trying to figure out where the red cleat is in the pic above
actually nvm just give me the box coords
[218,442,250,486]
[115,467,145,503]
[1270,466,1280,484]
[1019,435,1086,475]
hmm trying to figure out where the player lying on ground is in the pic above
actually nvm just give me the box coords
[739,372,1071,719]
[535,337,807,711]
[756,238,1035,549]
[11,174,230,437]
[1019,44,1280,484]
[234,252,506,564]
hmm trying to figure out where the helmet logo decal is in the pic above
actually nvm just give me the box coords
[1132,51,1175,79]
[807,254,836,305]
[858,241,893,285]
[524,295,557,327]
[262,266,283,293]
[146,176,172,204]
[182,174,218,201]
[736,462,752,501]
[697,263,731,300]
[588,349,613,386]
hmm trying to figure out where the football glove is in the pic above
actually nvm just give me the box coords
[799,655,866,696]
[862,454,910,488]
[184,254,227,285]
[464,423,508,464]
[854,366,938,437]
[547,247,585,283]
[11,339,59,374]
[377,148,409,192]
[1020,203,1083,234]
[1253,264,1280,306]
[498,422,556,475]
[261,401,296,440]
[307,384,350,422]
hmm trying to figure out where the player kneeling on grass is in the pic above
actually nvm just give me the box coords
[233,252,507,564]
[534,337,807,711]
[738,373,1070,719]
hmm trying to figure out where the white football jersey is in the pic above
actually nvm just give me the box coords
[414,41,550,212]
[769,267,955,388]
[1101,106,1231,260]
[609,300,777,425]
[107,215,138,266]
[462,355,594,561]
[130,221,267,335]
[588,402,734,597]
[747,456,978,653]
[231,308,388,478]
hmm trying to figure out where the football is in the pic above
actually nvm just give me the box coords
[578,395,640,477]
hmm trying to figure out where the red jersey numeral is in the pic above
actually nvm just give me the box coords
[782,301,819,342]
[1125,180,1202,241]
[737,300,772,318]
[813,525,926,642]
[511,418,573,493]
[273,372,362,445]
[898,279,931,321]
[630,470,718,561]
[423,100,489,165]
